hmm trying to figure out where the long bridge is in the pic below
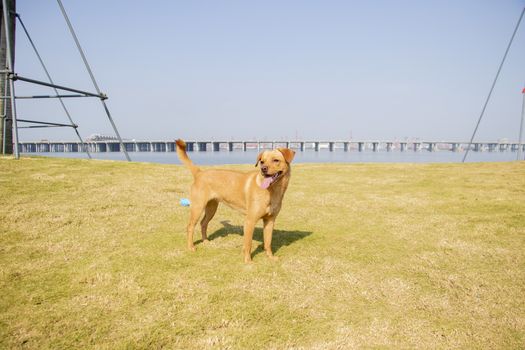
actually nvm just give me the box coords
[18,140,525,153]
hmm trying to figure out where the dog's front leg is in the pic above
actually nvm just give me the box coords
[263,216,278,260]
[243,218,256,263]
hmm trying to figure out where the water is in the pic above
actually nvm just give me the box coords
[24,150,521,165]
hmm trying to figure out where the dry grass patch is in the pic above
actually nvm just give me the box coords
[0,156,524,349]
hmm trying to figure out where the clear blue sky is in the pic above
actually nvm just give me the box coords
[14,0,525,141]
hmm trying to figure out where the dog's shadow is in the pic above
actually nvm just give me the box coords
[201,220,312,257]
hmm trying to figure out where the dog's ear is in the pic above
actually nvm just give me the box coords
[255,151,264,167]
[278,148,295,163]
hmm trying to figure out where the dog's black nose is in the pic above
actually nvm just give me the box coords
[261,165,268,173]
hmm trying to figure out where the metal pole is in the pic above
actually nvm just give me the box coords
[1,0,18,159]
[56,0,131,161]
[518,88,525,161]
[1,76,6,153]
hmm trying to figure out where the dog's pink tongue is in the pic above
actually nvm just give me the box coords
[261,177,273,189]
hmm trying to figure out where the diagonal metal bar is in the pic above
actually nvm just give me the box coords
[16,13,92,158]
[13,94,90,99]
[56,0,131,161]
[15,118,77,128]
[19,126,64,129]
[12,74,105,98]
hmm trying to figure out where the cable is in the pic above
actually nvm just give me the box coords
[463,6,525,162]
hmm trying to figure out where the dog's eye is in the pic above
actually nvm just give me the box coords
[273,159,279,163]
[260,160,265,165]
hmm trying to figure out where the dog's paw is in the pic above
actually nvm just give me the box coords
[188,245,196,252]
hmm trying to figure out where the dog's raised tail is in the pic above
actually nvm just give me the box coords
[175,139,200,176]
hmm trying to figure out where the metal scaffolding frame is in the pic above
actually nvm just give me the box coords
[1,0,131,161]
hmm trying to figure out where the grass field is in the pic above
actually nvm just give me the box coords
[0,156,524,349]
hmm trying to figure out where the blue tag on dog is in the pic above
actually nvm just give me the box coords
[180,198,191,207]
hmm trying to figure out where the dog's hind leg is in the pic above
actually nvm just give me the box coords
[200,200,218,243]
[187,198,206,252]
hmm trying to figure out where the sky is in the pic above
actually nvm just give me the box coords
[13,0,525,142]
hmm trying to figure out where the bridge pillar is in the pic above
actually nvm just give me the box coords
[300,142,304,152]
[314,142,320,151]
[400,142,406,152]
[213,142,220,152]
[358,142,364,152]
[343,142,349,152]
[329,142,334,152]
[386,142,392,152]
[414,143,421,152]
[428,143,434,152]
[372,142,378,152]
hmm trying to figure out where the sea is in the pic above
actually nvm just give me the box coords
[24,150,522,165]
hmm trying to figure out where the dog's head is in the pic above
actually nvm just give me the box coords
[255,148,295,189]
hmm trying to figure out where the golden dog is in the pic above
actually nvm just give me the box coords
[175,139,295,263]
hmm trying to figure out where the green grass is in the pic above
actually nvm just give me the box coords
[1,156,524,349]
